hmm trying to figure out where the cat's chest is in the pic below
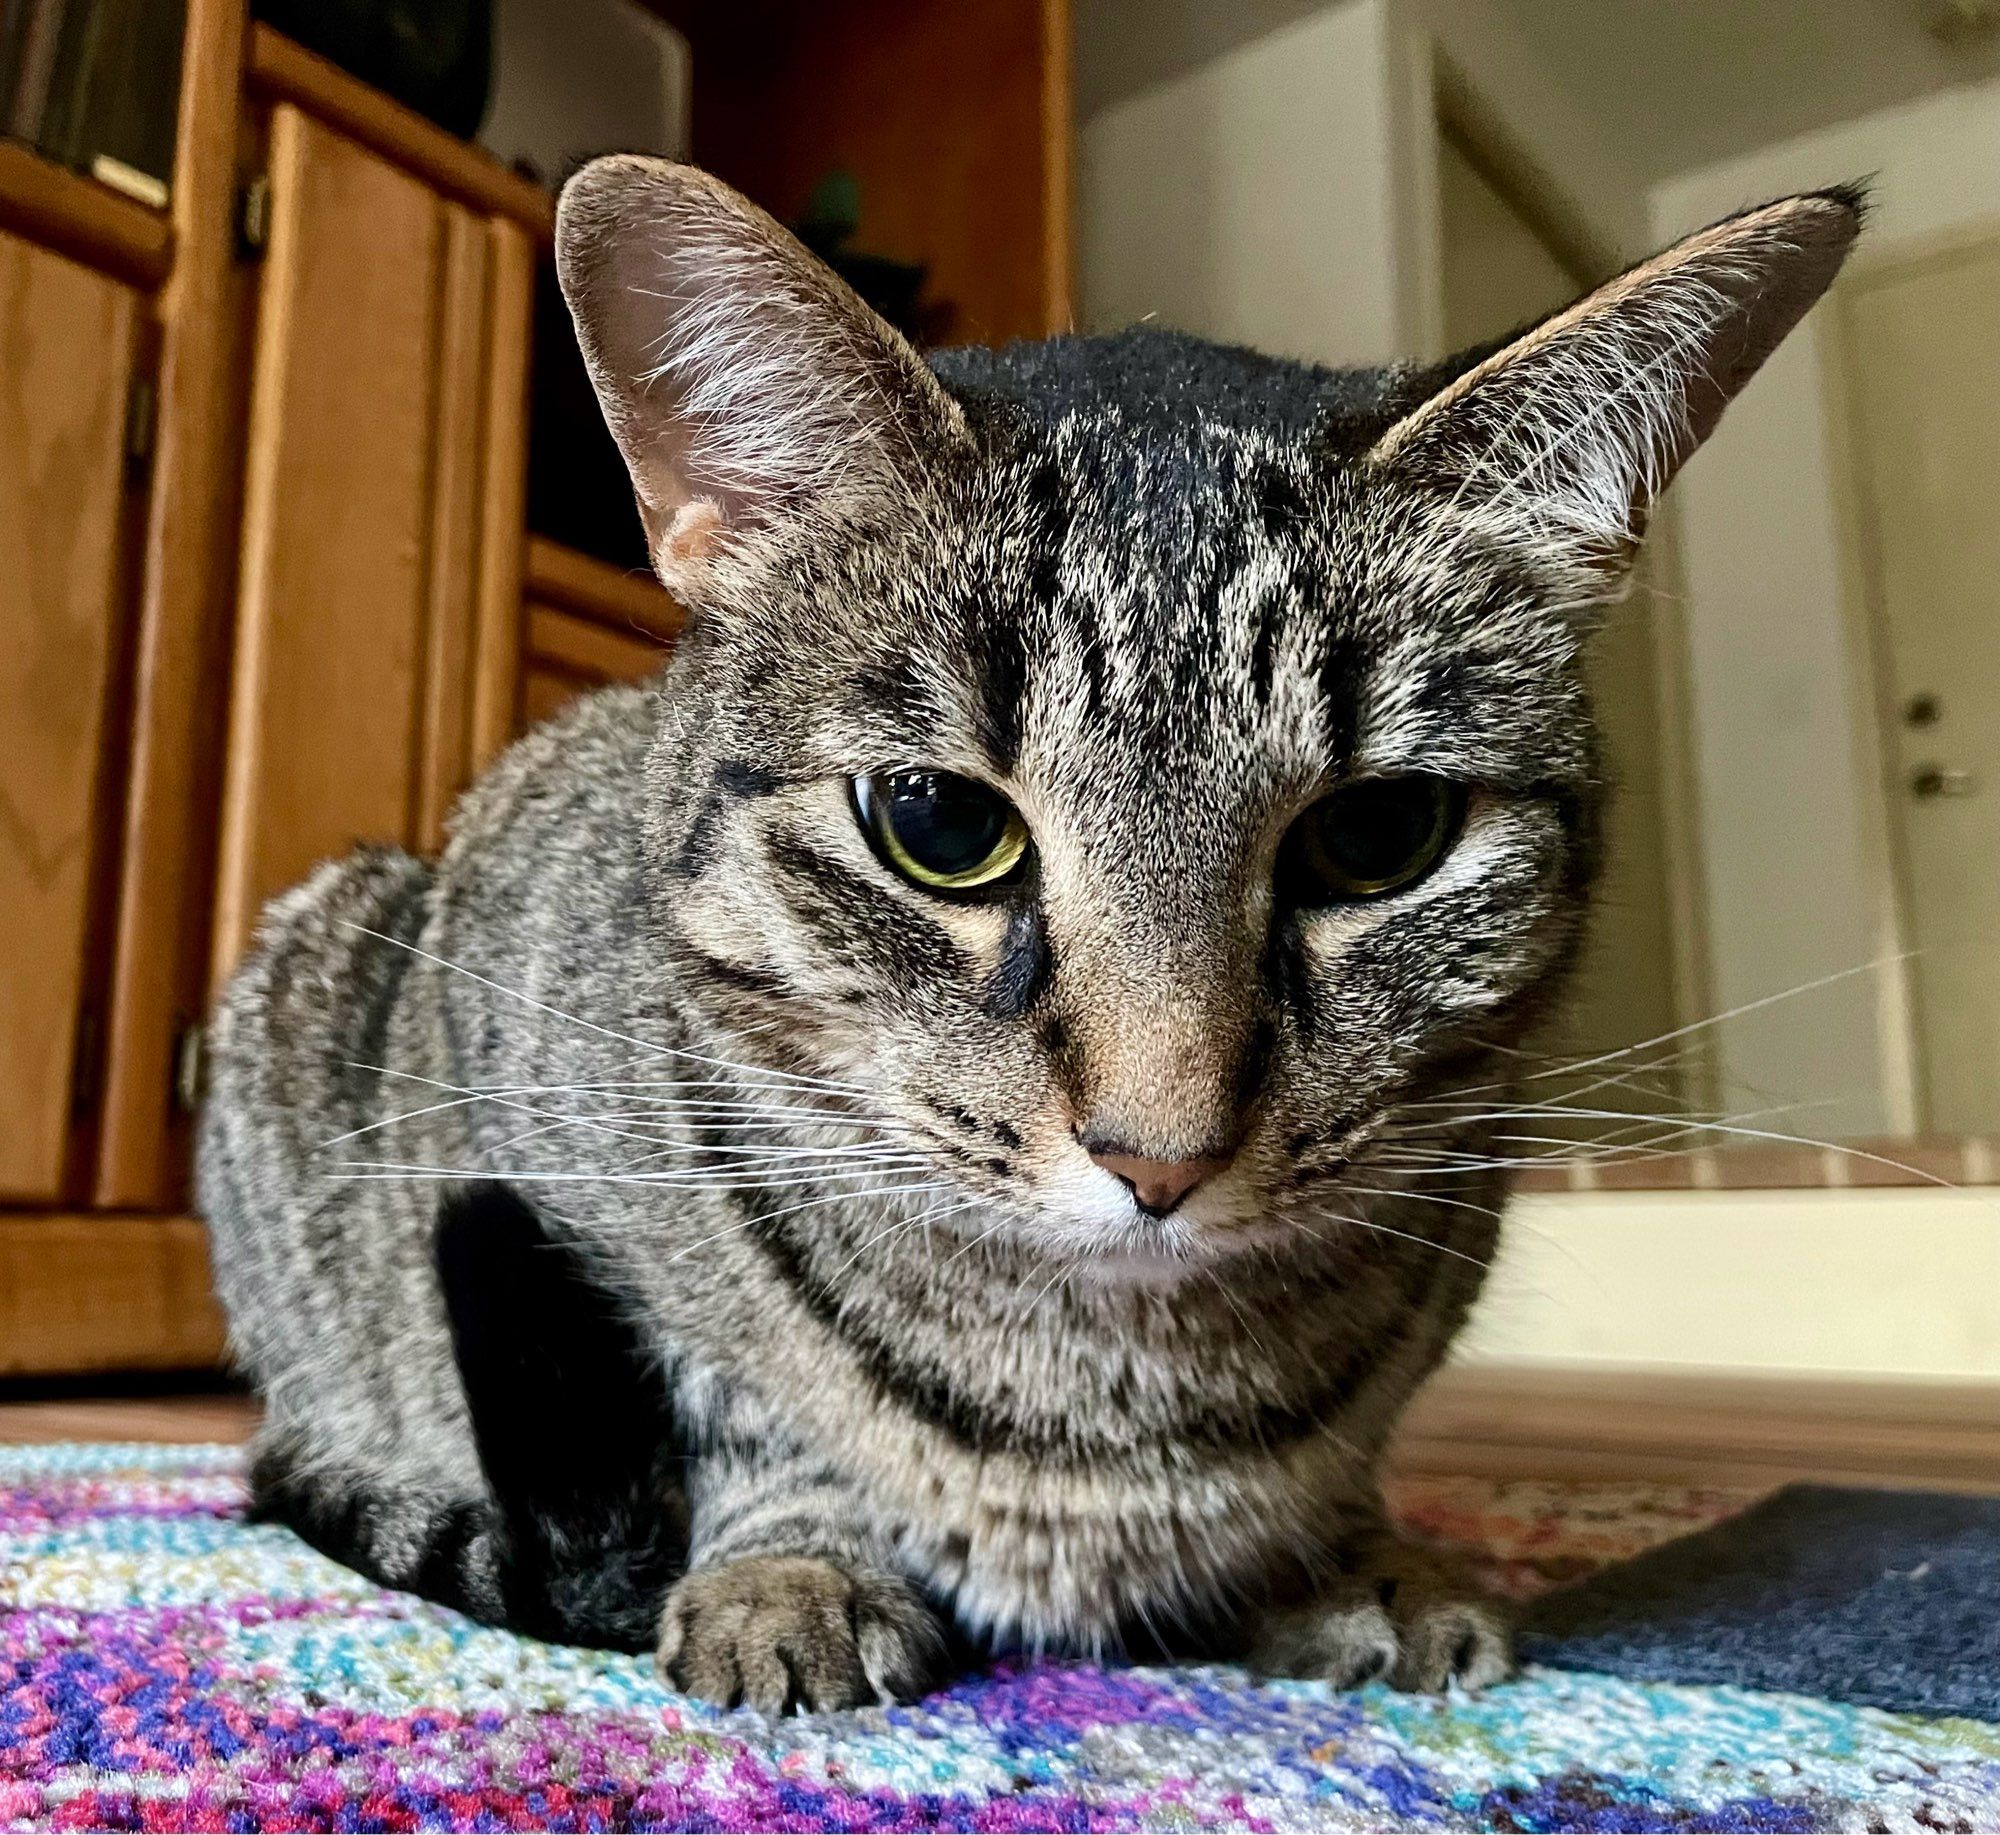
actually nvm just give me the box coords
[870,1418,1365,1649]
[781,1309,1380,1648]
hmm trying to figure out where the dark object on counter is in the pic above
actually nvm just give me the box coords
[253,0,491,139]
[2,0,186,191]
[527,255,650,571]
[793,170,930,344]
[1522,1483,2000,1721]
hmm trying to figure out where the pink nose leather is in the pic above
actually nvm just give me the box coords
[1086,1148,1230,1216]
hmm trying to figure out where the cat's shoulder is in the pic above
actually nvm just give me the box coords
[445,677,658,858]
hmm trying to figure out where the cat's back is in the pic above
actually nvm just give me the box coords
[203,676,659,1193]
[446,673,659,869]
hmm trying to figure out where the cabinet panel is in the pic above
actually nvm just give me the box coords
[0,230,139,1201]
[520,604,667,727]
[0,1215,225,1376]
[213,105,506,974]
[415,211,492,852]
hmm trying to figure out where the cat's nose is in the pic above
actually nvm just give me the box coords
[1084,1144,1232,1217]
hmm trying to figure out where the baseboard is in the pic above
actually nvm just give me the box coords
[1393,1361,2000,1494]
[0,1214,226,1377]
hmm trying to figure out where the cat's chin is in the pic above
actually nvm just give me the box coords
[1065,1244,1215,1289]
[1052,1221,1304,1290]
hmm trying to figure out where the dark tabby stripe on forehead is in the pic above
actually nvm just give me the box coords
[1247,587,1289,705]
[969,610,1031,772]
[1252,458,1312,539]
[848,651,941,735]
[1315,630,1367,768]
[1021,454,1070,611]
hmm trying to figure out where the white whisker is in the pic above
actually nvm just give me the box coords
[340,922,873,1098]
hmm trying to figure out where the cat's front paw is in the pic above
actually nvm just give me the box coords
[657,1555,947,1713]
[1253,1544,1512,1693]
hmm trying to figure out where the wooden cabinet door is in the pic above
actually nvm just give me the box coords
[520,605,669,727]
[210,104,527,977]
[0,229,140,1202]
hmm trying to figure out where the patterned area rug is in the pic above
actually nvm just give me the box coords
[3,1445,1997,1831]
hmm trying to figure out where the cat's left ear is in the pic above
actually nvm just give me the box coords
[556,156,970,600]
[1366,188,1862,583]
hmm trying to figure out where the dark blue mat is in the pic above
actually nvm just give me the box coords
[1521,1483,2000,1720]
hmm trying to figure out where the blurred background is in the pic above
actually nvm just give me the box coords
[2,0,1997,1455]
[1082,0,2000,1166]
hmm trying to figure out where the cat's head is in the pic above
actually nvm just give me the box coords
[557,161,1858,1270]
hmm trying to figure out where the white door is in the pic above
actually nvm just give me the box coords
[1837,232,2000,1136]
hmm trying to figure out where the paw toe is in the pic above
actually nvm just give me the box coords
[658,1557,941,1714]
[1390,1598,1511,1693]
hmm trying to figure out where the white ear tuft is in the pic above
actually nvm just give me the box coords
[555,156,968,596]
[1368,188,1863,589]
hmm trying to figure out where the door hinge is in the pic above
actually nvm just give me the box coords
[173,1020,206,1115]
[124,369,157,469]
[237,171,272,257]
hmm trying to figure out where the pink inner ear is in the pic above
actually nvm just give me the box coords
[661,497,727,567]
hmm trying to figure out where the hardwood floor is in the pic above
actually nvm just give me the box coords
[0,1390,257,1444]
[2,1368,1993,1498]
[1393,1363,2000,1495]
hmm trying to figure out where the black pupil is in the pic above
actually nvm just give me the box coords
[884,772,1008,877]
[1316,779,1444,885]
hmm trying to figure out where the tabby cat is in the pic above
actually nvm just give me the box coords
[199,161,1859,1711]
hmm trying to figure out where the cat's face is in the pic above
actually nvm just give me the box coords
[558,160,1858,1268]
[647,413,1593,1264]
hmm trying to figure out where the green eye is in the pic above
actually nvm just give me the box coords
[1284,776,1465,902]
[853,770,1029,893]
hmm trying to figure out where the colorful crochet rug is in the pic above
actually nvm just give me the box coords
[3,1445,1997,1831]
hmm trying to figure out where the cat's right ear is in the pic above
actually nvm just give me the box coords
[1362,188,1862,594]
[555,157,969,600]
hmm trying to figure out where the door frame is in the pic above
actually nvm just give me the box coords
[1395,30,1719,1103]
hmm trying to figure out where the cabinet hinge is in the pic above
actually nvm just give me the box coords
[124,370,157,469]
[237,171,272,257]
[173,1020,207,1115]
[70,1006,104,1118]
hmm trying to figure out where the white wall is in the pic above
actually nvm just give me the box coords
[1651,77,2000,1137]
[1464,1187,2000,1381]
[1079,0,1407,365]
[1078,0,1644,364]
[1397,0,1645,266]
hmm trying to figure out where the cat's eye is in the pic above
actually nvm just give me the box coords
[853,770,1029,893]
[1283,776,1465,902]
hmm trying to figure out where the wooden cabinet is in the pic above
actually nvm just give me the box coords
[0,0,1070,1375]
[209,105,529,971]
[0,230,142,1203]
[519,537,678,724]
[522,609,671,725]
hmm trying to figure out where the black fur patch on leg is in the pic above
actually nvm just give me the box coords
[246,1446,506,1623]
[247,1450,373,1566]
[437,1183,690,1651]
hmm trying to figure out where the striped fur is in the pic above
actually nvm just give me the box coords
[198,164,1858,1712]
